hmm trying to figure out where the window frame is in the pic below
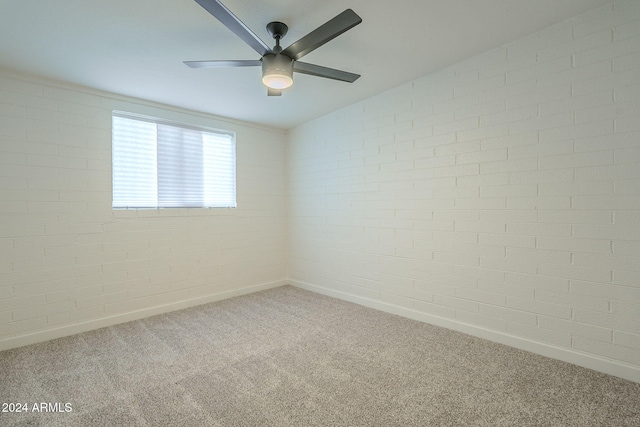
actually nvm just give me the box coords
[111,111,237,210]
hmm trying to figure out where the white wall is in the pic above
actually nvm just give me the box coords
[0,69,288,349]
[289,0,640,382]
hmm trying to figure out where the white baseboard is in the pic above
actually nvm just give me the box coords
[0,279,287,352]
[290,279,640,384]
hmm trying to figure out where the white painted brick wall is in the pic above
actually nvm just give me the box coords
[0,70,287,344]
[289,0,640,374]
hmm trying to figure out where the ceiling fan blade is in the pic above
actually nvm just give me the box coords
[294,62,360,83]
[282,9,362,61]
[194,0,271,56]
[267,88,282,96]
[184,60,262,68]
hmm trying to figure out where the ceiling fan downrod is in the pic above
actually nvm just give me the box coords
[266,21,289,53]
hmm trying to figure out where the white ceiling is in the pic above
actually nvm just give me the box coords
[0,0,613,129]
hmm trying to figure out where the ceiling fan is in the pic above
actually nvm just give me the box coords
[184,0,362,96]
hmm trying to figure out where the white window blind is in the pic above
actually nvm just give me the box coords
[112,112,236,209]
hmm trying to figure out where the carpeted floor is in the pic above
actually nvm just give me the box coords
[1,285,639,426]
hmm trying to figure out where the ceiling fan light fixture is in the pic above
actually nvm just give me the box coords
[262,53,294,89]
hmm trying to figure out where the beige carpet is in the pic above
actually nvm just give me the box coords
[1,285,639,426]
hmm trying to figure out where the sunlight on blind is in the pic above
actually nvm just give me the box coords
[112,113,236,209]
[112,116,158,208]
[203,132,236,208]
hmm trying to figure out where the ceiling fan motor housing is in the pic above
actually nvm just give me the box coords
[262,53,294,89]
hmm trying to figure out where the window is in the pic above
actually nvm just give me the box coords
[112,112,236,209]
